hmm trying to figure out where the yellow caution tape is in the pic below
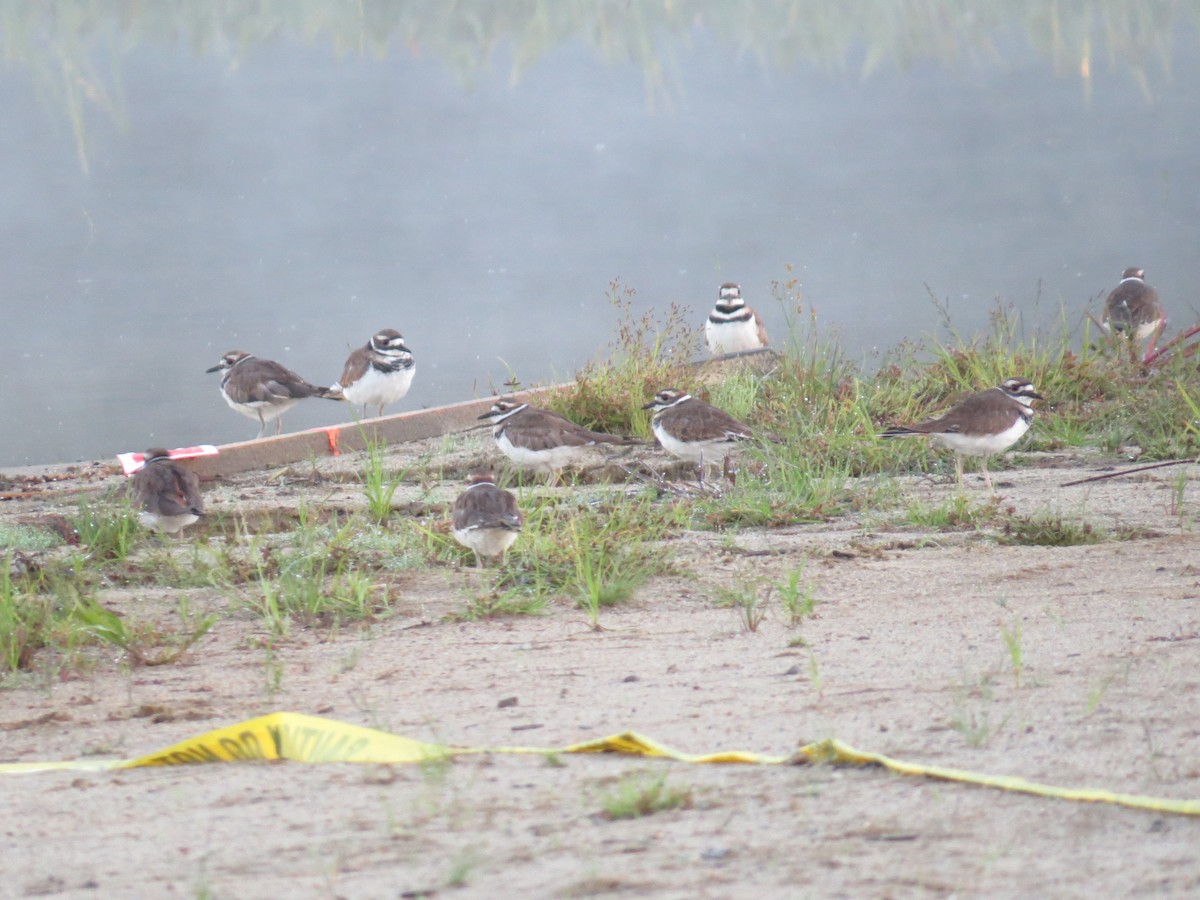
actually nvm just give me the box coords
[2,712,1197,817]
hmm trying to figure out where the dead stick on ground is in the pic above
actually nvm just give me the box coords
[1061,459,1196,487]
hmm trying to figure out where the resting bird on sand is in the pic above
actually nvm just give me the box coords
[451,466,522,567]
[129,449,204,535]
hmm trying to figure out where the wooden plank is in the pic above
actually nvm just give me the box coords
[0,386,568,484]
[186,393,511,480]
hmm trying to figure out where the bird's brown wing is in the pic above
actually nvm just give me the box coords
[133,461,203,516]
[516,407,636,449]
[338,345,372,387]
[671,402,753,442]
[453,485,522,531]
[753,308,769,347]
[916,389,1021,437]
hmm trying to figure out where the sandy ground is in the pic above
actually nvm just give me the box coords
[1,434,1199,899]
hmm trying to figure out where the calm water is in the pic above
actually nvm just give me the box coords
[1,4,1197,465]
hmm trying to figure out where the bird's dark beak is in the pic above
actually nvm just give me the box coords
[640,401,657,410]
[1030,392,1045,401]
[205,363,224,374]
[478,409,498,420]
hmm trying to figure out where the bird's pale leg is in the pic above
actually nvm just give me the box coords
[981,458,994,493]
[274,418,284,436]
[256,414,267,440]
[954,453,965,488]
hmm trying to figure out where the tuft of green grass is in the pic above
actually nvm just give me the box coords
[349,519,460,571]
[0,523,66,552]
[141,543,233,590]
[361,437,407,523]
[999,511,1108,547]
[949,675,1002,748]
[247,513,397,633]
[74,596,217,667]
[0,568,94,677]
[1000,618,1024,688]
[713,580,769,632]
[499,492,677,627]
[595,771,693,821]
[456,588,548,620]
[903,493,1002,530]
[778,562,818,626]
[72,499,141,563]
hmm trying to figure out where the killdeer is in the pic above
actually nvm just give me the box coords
[1102,267,1165,360]
[641,388,753,475]
[332,329,415,418]
[451,466,522,566]
[478,399,639,483]
[705,282,769,355]
[206,351,338,438]
[129,449,204,535]
[880,378,1043,491]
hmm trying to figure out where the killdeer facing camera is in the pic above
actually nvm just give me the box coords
[129,449,204,535]
[332,329,415,418]
[880,378,1043,491]
[478,399,640,484]
[452,466,522,567]
[642,388,753,476]
[206,351,338,439]
[1102,267,1165,361]
[705,282,769,355]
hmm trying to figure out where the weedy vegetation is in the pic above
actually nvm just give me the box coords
[360,436,407,524]
[75,595,216,667]
[713,579,770,632]
[999,510,1115,547]
[778,562,818,626]
[72,499,141,563]
[492,491,680,628]
[1000,618,1024,688]
[594,771,694,820]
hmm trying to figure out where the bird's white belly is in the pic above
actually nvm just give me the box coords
[453,525,519,558]
[706,318,762,354]
[496,432,588,475]
[222,390,297,422]
[653,421,731,466]
[1130,320,1161,340]
[933,417,1030,457]
[342,365,415,410]
[140,511,199,534]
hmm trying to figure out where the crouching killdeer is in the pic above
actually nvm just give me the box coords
[331,329,415,418]
[705,282,769,355]
[129,449,204,535]
[478,399,640,484]
[206,351,339,438]
[642,388,753,477]
[880,378,1043,491]
[1102,267,1165,361]
[452,466,522,567]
